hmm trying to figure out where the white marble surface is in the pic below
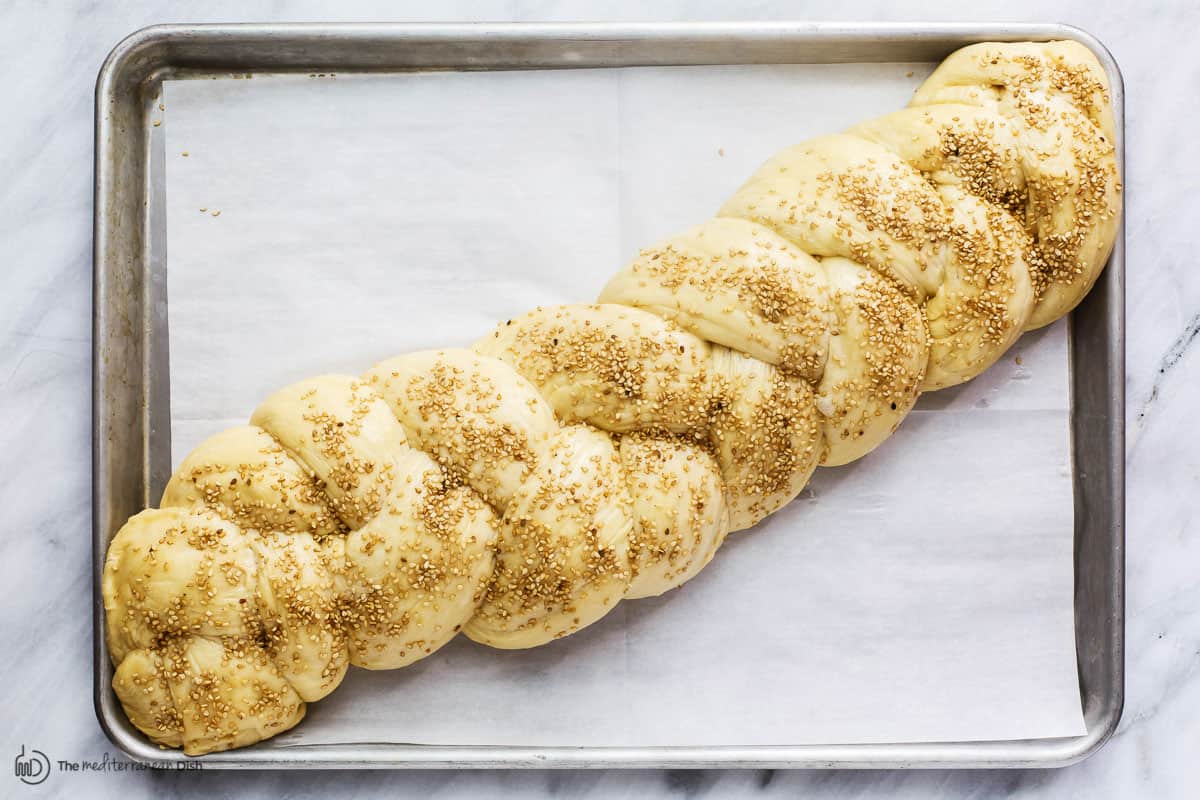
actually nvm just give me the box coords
[1,0,1195,797]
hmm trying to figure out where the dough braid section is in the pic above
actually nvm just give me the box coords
[102,41,1120,755]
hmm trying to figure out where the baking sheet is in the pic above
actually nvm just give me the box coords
[162,63,1085,746]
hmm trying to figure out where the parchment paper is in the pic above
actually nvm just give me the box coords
[163,63,1086,746]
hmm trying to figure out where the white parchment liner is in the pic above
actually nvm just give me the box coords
[163,64,1084,746]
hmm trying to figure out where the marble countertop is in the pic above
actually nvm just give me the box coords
[2,0,1195,797]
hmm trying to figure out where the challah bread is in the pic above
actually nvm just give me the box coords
[103,41,1121,754]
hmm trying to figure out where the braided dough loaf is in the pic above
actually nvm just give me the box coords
[103,41,1120,754]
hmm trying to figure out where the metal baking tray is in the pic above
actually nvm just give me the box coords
[93,21,1124,769]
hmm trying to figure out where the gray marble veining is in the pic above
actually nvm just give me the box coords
[2,0,1196,797]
